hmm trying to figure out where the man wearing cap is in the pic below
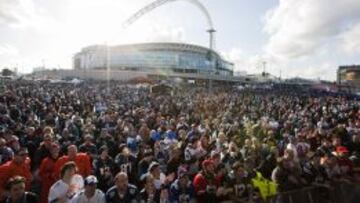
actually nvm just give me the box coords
[143,161,166,190]
[0,147,32,200]
[335,146,353,176]
[72,175,105,203]
[105,172,138,203]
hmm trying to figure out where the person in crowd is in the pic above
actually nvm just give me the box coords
[54,145,91,178]
[271,157,304,192]
[256,146,278,179]
[138,150,154,179]
[114,145,137,184]
[302,153,329,185]
[169,167,195,203]
[105,172,138,203]
[139,174,161,203]
[92,145,115,192]
[146,162,166,190]
[79,134,98,160]
[0,138,13,165]
[225,162,255,202]
[33,131,54,170]
[335,146,353,177]
[39,143,60,203]
[48,161,78,203]
[193,159,221,203]
[1,176,38,203]
[0,148,32,200]
[72,175,106,203]
[1,80,360,203]
[147,161,176,190]
[166,147,182,176]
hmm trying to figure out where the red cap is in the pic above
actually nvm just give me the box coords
[336,146,349,153]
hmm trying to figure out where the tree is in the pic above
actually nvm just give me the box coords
[1,68,14,76]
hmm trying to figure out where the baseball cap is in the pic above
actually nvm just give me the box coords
[84,175,98,185]
[336,146,349,153]
[148,161,160,172]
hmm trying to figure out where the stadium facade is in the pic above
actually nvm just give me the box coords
[337,65,360,92]
[73,42,234,76]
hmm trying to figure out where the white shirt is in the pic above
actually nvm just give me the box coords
[72,189,106,203]
[154,173,166,190]
[48,180,71,203]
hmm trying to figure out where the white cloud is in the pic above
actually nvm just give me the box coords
[0,0,26,25]
[221,48,283,76]
[264,0,360,58]
[0,0,58,34]
[0,0,188,71]
[147,25,186,42]
[282,63,333,80]
[340,22,360,55]
[0,44,18,56]
[221,47,339,80]
[221,48,259,73]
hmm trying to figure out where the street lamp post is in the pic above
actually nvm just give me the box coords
[106,43,111,95]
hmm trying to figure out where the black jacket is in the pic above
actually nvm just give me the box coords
[2,192,38,203]
[105,185,138,203]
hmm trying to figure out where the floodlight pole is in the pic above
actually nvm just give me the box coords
[262,61,267,74]
[207,29,216,92]
[106,43,111,95]
[207,29,216,50]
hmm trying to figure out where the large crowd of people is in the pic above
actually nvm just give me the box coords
[0,80,359,203]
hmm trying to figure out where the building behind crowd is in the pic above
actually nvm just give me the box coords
[29,42,241,84]
[73,42,234,76]
[337,65,360,92]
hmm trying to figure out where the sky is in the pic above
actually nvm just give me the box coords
[0,0,360,81]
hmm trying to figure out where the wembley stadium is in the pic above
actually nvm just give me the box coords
[73,42,234,77]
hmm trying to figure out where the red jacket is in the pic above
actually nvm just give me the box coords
[54,153,92,178]
[39,157,58,203]
[0,158,32,199]
[193,172,219,203]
